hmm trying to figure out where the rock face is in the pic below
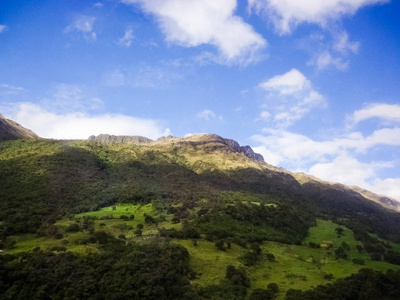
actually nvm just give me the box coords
[156,133,265,163]
[0,114,38,141]
[89,133,265,163]
[88,134,153,145]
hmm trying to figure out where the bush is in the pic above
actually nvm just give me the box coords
[266,253,275,261]
[267,283,279,294]
[66,223,80,233]
[352,258,365,265]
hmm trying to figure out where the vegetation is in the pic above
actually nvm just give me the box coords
[1,138,400,299]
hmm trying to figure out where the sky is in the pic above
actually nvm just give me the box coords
[0,0,400,200]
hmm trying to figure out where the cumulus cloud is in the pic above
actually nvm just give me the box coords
[0,25,8,33]
[308,154,384,187]
[313,51,348,71]
[197,109,217,121]
[118,27,134,48]
[252,129,400,200]
[3,102,169,140]
[251,125,400,168]
[250,99,400,200]
[372,178,400,201]
[64,15,97,42]
[258,69,325,127]
[248,0,388,34]
[347,103,400,127]
[302,30,360,71]
[308,155,400,200]
[122,0,266,65]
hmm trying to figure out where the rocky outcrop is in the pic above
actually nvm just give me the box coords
[350,186,400,212]
[0,113,38,141]
[88,134,153,145]
[157,135,176,142]
[157,133,265,163]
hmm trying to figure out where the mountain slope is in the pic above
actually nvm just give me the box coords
[0,114,38,141]
[1,127,400,299]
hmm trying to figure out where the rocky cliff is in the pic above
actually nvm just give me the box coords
[88,134,153,145]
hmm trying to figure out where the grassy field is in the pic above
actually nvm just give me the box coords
[4,207,400,300]
[175,219,400,299]
[6,203,181,254]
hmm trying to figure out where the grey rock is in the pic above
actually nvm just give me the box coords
[88,134,153,145]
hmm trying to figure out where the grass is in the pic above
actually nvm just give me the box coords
[173,239,246,287]
[4,205,400,300]
[5,204,181,255]
[174,219,400,300]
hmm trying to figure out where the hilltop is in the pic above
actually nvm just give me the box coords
[0,114,38,141]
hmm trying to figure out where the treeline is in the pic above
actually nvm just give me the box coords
[163,202,316,245]
[286,268,400,300]
[0,240,196,300]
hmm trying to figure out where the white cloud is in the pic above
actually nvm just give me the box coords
[259,110,271,121]
[250,98,400,200]
[0,84,26,95]
[308,155,400,200]
[197,109,217,121]
[347,103,400,127]
[3,102,169,140]
[252,145,283,166]
[372,178,400,201]
[118,27,134,48]
[258,69,325,126]
[260,68,309,94]
[302,30,360,71]
[308,154,379,187]
[64,15,97,42]
[333,31,360,54]
[313,51,348,71]
[102,65,183,89]
[248,0,388,34]
[122,0,266,65]
[252,125,400,168]
[40,84,104,113]
[252,129,400,200]
[0,25,8,33]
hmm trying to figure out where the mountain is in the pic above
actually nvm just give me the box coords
[1,118,400,299]
[0,113,38,141]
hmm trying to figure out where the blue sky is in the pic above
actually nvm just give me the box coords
[1,0,400,200]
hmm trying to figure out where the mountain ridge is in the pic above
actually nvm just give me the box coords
[0,113,38,141]
[88,133,265,163]
[0,114,398,211]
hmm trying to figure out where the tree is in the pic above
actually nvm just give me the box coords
[335,246,348,260]
[335,227,344,236]
[215,239,226,251]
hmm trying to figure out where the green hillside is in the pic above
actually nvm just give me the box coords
[1,137,400,299]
